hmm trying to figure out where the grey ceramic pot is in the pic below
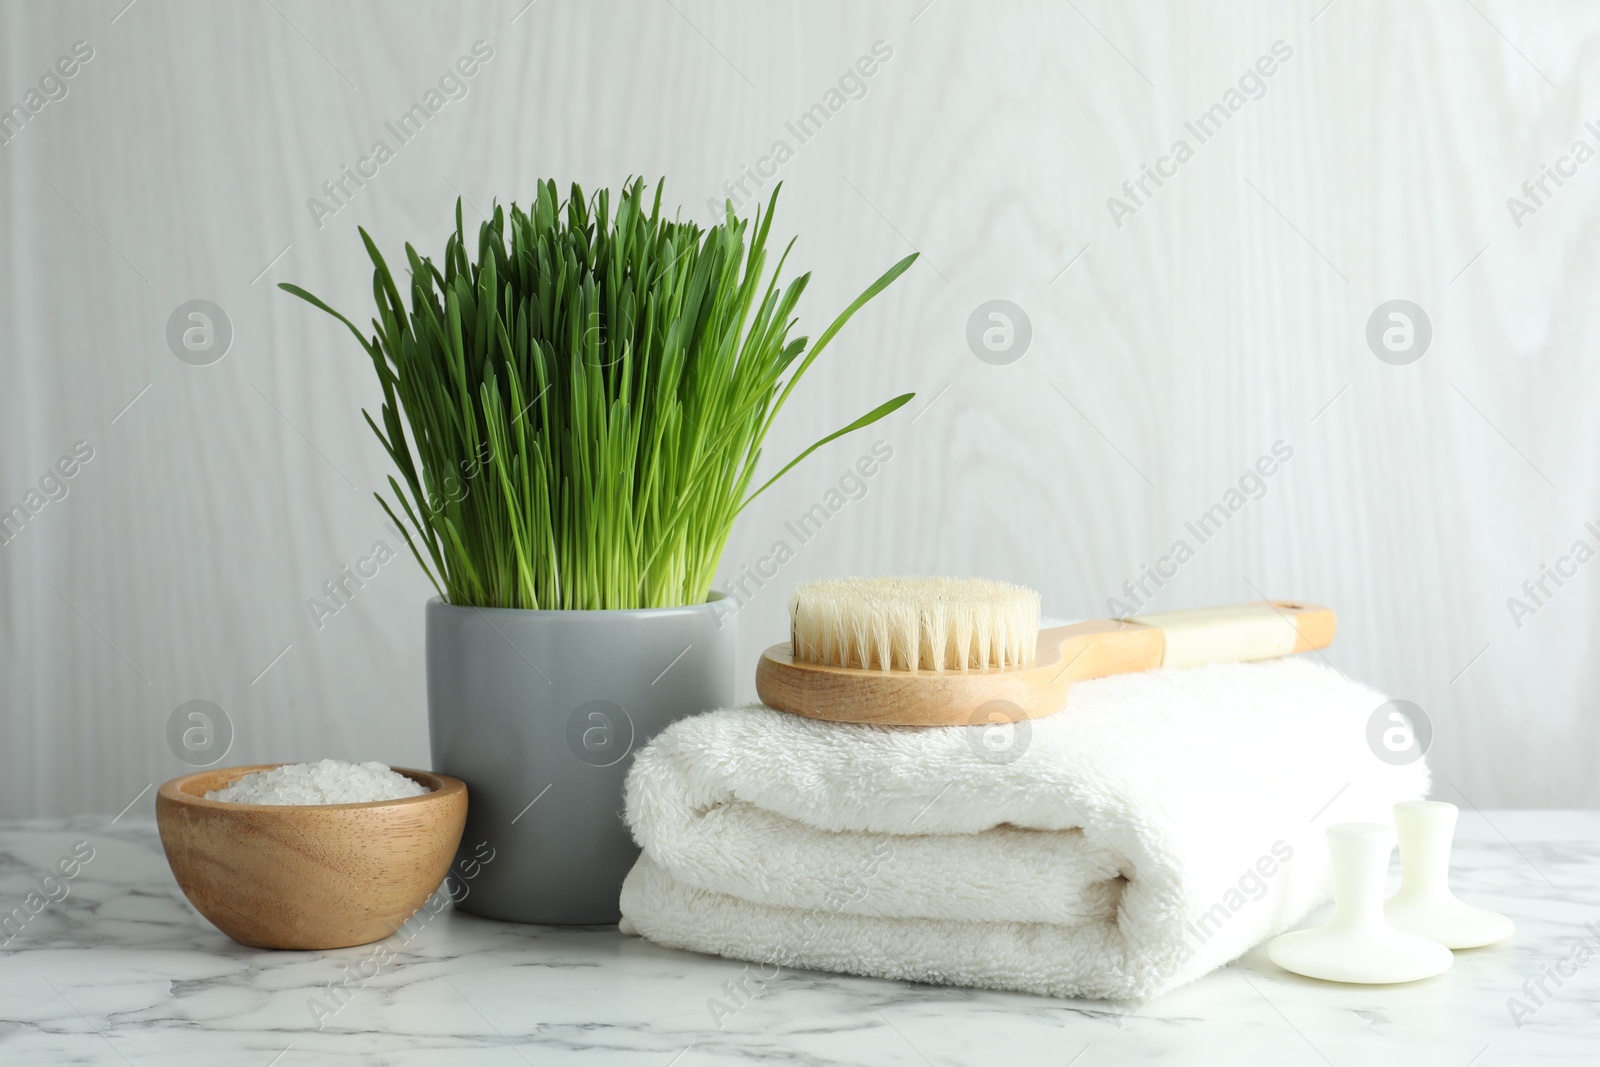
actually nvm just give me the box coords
[426,595,736,925]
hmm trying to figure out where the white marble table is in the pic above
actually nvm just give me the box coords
[0,810,1595,1065]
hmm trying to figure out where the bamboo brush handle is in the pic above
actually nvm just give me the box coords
[1034,601,1334,686]
[1115,600,1336,672]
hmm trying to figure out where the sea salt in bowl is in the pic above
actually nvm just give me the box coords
[156,763,467,949]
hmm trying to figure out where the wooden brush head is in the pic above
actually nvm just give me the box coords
[789,576,1042,672]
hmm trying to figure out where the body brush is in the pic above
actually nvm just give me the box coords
[754,577,1335,725]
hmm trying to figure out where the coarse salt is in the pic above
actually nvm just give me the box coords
[205,759,429,805]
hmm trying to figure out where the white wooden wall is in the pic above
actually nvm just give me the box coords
[2,0,1595,816]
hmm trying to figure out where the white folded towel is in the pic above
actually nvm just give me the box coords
[620,657,1429,1000]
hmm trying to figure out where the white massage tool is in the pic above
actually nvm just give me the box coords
[1267,822,1453,984]
[1384,801,1515,949]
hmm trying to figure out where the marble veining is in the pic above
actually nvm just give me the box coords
[0,811,1595,1065]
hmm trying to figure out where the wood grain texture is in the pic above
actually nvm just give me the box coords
[155,766,467,949]
[1,1,1596,812]
[756,601,1334,724]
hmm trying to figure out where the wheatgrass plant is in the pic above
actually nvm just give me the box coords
[281,179,915,610]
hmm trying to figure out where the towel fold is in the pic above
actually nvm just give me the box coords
[620,657,1428,999]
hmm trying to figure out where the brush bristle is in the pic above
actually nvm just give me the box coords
[789,576,1042,671]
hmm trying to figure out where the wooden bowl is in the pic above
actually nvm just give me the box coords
[156,764,468,950]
